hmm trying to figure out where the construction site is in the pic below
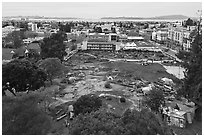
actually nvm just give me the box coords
[26,49,198,134]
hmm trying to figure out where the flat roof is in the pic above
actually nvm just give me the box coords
[87,42,114,45]
[127,36,144,40]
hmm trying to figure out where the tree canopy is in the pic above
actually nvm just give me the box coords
[2,94,52,135]
[2,59,47,92]
[37,58,64,84]
[177,31,202,106]
[69,108,170,135]
[59,23,71,33]
[185,18,194,26]
[40,31,67,61]
[176,27,202,120]
[73,94,102,115]
[3,30,25,49]
[144,88,165,112]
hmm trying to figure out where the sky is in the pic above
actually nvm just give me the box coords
[2,2,202,19]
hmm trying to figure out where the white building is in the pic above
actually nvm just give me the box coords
[28,22,38,32]
[127,36,144,42]
[183,30,191,51]
[156,30,168,42]
[123,42,137,50]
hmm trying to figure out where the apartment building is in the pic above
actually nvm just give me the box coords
[183,30,191,51]
[28,22,38,32]
[151,28,168,44]
[167,25,196,51]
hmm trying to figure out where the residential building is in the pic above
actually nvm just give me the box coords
[86,41,116,51]
[182,30,191,51]
[28,22,38,31]
[151,31,157,41]
[23,37,44,44]
[156,30,168,43]
[151,28,168,44]
[88,33,109,41]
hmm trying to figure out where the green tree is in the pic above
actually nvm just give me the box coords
[94,26,102,33]
[24,31,38,38]
[122,109,170,135]
[2,94,52,135]
[144,88,165,112]
[4,30,25,49]
[177,29,202,120]
[69,108,170,135]
[185,18,194,26]
[73,94,102,115]
[69,109,125,135]
[37,58,64,85]
[59,23,71,32]
[40,31,67,61]
[2,59,47,93]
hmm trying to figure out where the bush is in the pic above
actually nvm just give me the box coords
[2,59,47,92]
[120,97,126,103]
[2,94,52,135]
[104,81,111,89]
[122,109,171,135]
[69,109,124,135]
[144,88,165,112]
[73,94,102,115]
[68,108,171,135]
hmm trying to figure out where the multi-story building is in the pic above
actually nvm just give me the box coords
[83,41,116,51]
[167,25,196,51]
[88,33,109,41]
[28,22,38,32]
[151,28,168,44]
[156,30,168,43]
[182,30,191,51]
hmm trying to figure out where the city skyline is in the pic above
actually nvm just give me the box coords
[2,2,202,19]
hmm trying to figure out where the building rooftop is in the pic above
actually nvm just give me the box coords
[127,36,144,40]
[87,41,114,45]
[135,41,155,47]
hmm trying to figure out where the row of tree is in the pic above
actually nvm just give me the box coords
[176,21,202,120]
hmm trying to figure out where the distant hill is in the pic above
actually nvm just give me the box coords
[101,15,190,20]
[3,16,79,20]
[149,15,189,20]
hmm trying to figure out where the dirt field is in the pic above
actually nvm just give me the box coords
[102,61,179,82]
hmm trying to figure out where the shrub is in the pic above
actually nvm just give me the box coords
[104,81,111,89]
[69,108,171,135]
[120,97,126,103]
[2,94,52,135]
[73,94,102,115]
[2,59,47,92]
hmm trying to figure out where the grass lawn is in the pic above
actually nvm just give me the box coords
[102,61,179,82]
